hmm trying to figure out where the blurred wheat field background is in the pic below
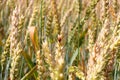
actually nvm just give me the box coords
[0,0,120,80]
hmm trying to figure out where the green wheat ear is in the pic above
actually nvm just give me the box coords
[1,35,10,72]
[46,10,53,42]
[69,66,85,80]
[51,0,61,36]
